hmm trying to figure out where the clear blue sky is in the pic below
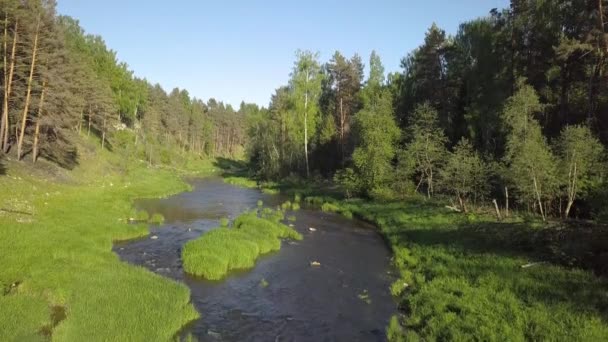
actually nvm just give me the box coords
[57,0,509,108]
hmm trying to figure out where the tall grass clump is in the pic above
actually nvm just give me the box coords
[223,176,258,188]
[182,209,302,280]
[149,213,165,224]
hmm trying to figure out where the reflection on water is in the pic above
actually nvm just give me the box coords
[114,177,396,341]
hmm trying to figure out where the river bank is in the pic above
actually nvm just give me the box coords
[0,145,216,340]
[221,173,608,341]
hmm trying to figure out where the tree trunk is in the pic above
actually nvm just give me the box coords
[0,14,8,151]
[78,109,83,134]
[101,112,107,150]
[2,20,17,152]
[32,122,40,162]
[87,111,92,136]
[304,70,310,178]
[339,96,345,165]
[532,175,546,221]
[492,199,502,221]
[428,167,434,198]
[505,187,509,217]
[458,194,468,213]
[564,161,578,218]
[32,80,46,163]
[17,15,40,160]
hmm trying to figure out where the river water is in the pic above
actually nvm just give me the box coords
[114,177,396,341]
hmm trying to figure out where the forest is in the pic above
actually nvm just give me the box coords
[1,0,608,341]
[247,1,608,222]
[0,0,247,170]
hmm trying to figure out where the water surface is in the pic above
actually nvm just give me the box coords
[114,177,396,341]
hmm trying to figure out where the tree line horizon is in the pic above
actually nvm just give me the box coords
[0,0,606,221]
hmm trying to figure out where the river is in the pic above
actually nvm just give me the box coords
[113,177,396,341]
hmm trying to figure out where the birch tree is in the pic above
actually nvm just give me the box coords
[502,83,558,221]
[400,103,448,198]
[290,50,322,177]
[556,125,605,218]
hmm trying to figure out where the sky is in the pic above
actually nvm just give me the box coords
[57,0,509,108]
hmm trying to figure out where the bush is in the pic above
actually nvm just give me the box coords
[333,168,360,199]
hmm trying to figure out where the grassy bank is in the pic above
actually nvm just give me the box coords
[182,209,302,280]
[210,163,608,339]
[303,196,608,340]
[0,139,216,340]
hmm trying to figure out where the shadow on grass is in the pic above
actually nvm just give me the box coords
[350,199,608,321]
[212,157,342,198]
[0,156,5,175]
[213,157,249,177]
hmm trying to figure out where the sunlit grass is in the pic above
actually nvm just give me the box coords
[0,144,204,340]
[182,210,302,280]
[320,198,608,341]
[223,176,258,188]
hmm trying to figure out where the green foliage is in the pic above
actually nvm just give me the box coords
[555,125,606,217]
[386,315,406,342]
[281,201,292,211]
[223,176,258,189]
[353,90,400,194]
[134,210,150,222]
[333,168,360,198]
[149,213,165,224]
[261,187,279,195]
[330,197,608,341]
[0,152,200,340]
[182,210,302,280]
[502,84,558,220]
[400,103,448,198]
[321,202,340,213]
[219,218,229,227]
[439,138,489,209]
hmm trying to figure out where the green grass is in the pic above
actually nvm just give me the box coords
[310,197,608,341]
[0,141,211,340]
[223,176,258,188]
[149,213,165,224]
[261,188,279,195]
[182,209,302,280]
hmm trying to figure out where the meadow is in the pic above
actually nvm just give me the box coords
[0,138,216,341]
[305,196,608,341]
